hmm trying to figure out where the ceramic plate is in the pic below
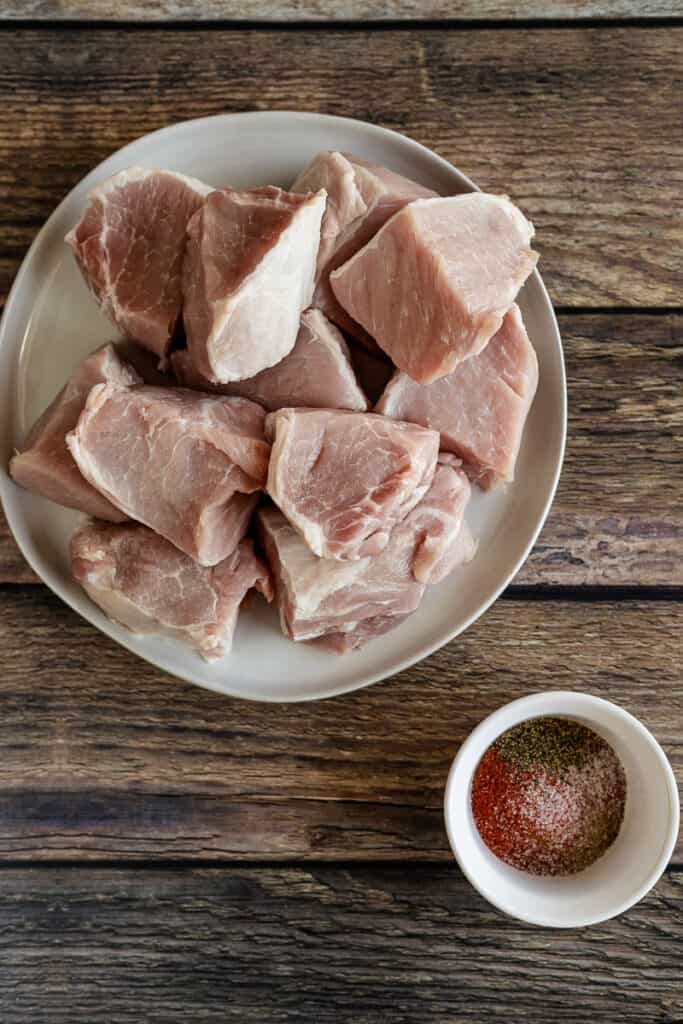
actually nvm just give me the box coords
[0,112,566,702]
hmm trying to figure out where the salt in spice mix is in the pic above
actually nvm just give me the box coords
[470,716,627,876]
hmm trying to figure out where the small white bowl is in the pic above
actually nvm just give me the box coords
[444,691,680,928]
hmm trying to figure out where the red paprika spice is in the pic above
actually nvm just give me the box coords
[471,717,627,876]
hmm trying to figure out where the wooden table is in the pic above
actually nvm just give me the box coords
[1,3,681,1020]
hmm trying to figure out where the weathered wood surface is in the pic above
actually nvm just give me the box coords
[0,28,681,308]
[0,865,680,1024]
[2,0,680,20]
[0,18,680,1022]
[4,313,681,586]
[0,587,678,861]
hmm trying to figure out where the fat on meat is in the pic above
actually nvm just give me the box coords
[65,167,211,361]
[266,408,439,561]
[376,305,538,488]
[330,193,538,383]
[292,151,437,347]
[66,384,269,566]
[182,186,326,384]
[9,342,141,521]
[71,520,272,661]
[171,308,367,412]
[257,456,475,650]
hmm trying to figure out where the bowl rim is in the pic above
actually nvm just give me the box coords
[443,690,680,927]
[0,110,567,703]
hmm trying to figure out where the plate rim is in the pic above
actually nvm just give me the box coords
[0,110,567,703]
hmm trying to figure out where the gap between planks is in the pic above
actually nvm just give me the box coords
[4,856,677,870]
[2,17,683,31]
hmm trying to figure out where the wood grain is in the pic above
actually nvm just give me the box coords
[3,313,681,586]
[0,19,679,1018]
[0,28,681,308]
[0,587,678,862]
[1,0,679,20]
[0,865,680,1023]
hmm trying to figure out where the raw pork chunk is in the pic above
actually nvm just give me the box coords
[330,193,538,383]
[66,167,211,360]
[408,453,477,584]
[67,385,269,565]
[376,305,538,488]
[292,152,437,344]
[171,308,367,412]
[182,186,326,384]
[258,504,422,645]
[9,343,141,521]
[71,520,272,661]
[266,408,439,561]
[257,456,476,650]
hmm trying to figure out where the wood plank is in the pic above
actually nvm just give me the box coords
[0,587,678,862]
[3,313,681,586]
[0,28,681,307]
[0,865,679,1023]
[1,0,680,20]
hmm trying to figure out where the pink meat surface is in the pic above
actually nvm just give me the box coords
[182,186,326,384]
[171,308,367,412]
[409,454,477,584]
[71,520,272,661]
[258,504,423,644]
[266,408,439,561]
[330,193,538,383]
[9,343,141,520]
[292,151,437,347]
[66,384,269,566]
[316,614,413,654]
[257,457,475,650]
[376,305,539,488]
[66,167,211,360]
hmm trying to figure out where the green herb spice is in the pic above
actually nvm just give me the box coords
[471,716,627,876]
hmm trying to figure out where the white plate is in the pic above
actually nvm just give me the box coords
[0,112,566,703]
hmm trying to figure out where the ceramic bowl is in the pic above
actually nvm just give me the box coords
[0,112,566,701]
[444,690,680,927]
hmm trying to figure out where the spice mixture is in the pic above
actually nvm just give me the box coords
[470,716,627,876]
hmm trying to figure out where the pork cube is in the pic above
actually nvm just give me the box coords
[71,520,272,661]
[257,456,475,649]
[65,167,211,361]
[9,343,141,521]
[409,453,477,583]
[66,385,269,566]
[376,305,538,488]
[258,504,423,644]
[182,186,326,384]
[292,151,437,345]
[330,193,538,383]
[171,308,367,412]
[266,408,439,561]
